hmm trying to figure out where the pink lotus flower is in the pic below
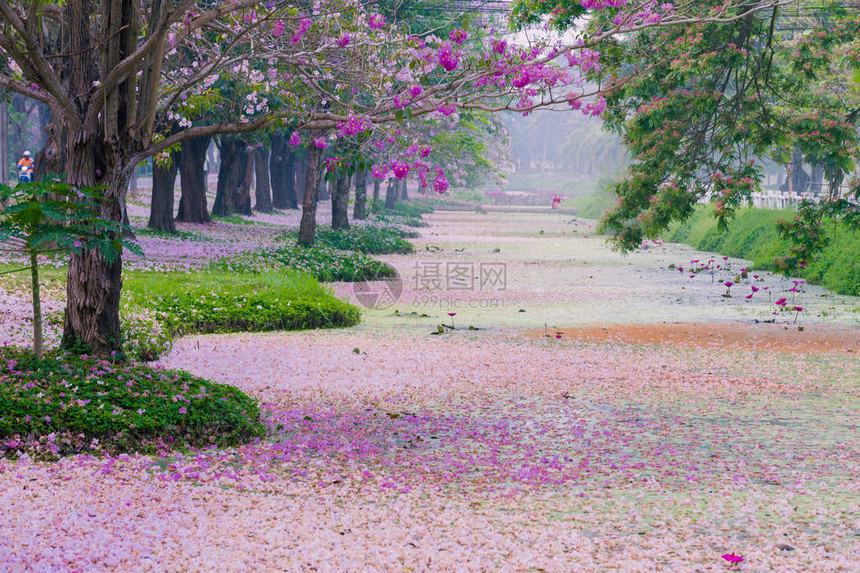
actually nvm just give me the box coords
[721,552,743,564]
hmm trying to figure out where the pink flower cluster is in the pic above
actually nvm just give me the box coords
[368,14,386,29]
[291,17,311,44]
[437,42,459,72]
[337,116,370,137]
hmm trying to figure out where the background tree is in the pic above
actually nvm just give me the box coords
[0,0,781,355]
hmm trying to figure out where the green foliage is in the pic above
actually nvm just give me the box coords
[666,206,860,296]
[590,9,860,254]
[119,305,174,362]
[0,179,141,262]
[0,348,265,459]
[123,271,360,336]
[283,225,415,254]
[368,201,431,227]
[219,245,397,283]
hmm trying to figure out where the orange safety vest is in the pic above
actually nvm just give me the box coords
[18,157,34,172]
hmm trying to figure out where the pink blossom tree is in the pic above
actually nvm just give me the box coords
[0,0,780,355]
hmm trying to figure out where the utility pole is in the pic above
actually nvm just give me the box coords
[0,100,8,185]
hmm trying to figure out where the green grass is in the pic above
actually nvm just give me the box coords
[0,347,265,458]
[282,225,415,254]
[665,206,860,296]
[123,270,361,336]
[565,191,619,220]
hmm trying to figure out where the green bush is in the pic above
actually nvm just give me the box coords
[368,201,431,227]
[0,348,265,458]
[123,270,361,336]
[283,225,415,254]
[218,245,397,283]
[665,206,860,296]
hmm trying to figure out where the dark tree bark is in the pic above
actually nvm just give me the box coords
[177,136,211,223]
[298,138,323,246]
[319,176,332,201]
[34,118,66,180]
[353,169,368,220]
[295,153,309,204]
[253,146,273,212]
[212,137,252,216]
[61,0,135,356]
[270,133,298,209]
[399,178,409,201]
[148,155,178,233]
[373,178,381,203]
[332,173,350,229]
[385,179,397,208]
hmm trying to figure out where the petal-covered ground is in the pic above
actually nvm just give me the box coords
[1,206,858,571]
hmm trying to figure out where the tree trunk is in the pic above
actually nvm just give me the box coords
[270,133,298,209]
[810,164,824,195]
[353,169,368,220]
[320,177,332,201]
[254,146,273,212]
[298,140,323,246]
[373,178,381,203]
[177,136,211,223]
[148,155,178,232]
[332,173,351,229]
[295,153,309,204]
[63,162,129,356]
[385,179,397,208]
[399,178,409,201]
[30,251,43,360]
[212,137,252,217]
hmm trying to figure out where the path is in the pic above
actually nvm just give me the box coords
[1,208,858,571]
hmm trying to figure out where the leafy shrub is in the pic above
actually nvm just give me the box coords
[120,305,173,362]
[123,271,360,336]
[218,245,397,282]
[283,225,415,254]
[0,348,265,458]
[368,201,431,227]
